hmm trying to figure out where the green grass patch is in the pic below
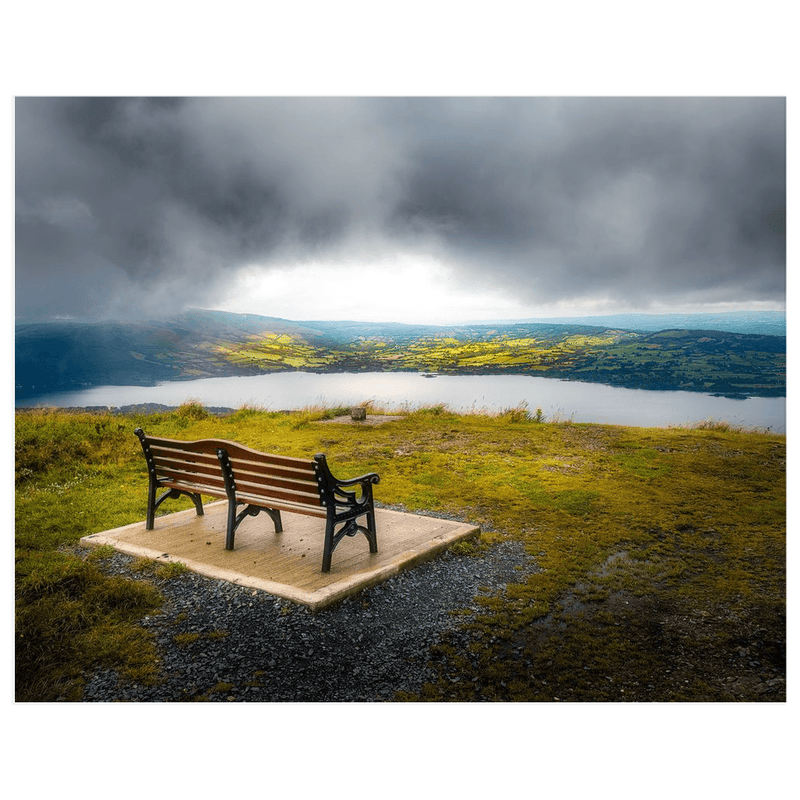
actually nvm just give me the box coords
[15,551,162,701]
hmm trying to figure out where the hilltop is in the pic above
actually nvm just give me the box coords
[15,404,786,702]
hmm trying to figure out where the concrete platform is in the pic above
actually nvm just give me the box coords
[80,502,480,610]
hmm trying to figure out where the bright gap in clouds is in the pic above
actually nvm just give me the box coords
[212,255,784,326]
[214,255,533,325]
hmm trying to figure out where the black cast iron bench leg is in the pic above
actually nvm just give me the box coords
[147,486,204,530]
[224,503,283,550]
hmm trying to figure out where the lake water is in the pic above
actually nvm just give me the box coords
[16,372,786,432]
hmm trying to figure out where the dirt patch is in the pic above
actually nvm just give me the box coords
[314,414,406,426]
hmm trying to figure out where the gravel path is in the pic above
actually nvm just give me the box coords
[81,513,537,702]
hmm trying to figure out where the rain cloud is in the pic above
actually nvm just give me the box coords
[15,96,785,321]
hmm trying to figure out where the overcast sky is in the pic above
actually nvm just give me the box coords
[15,96,786,324]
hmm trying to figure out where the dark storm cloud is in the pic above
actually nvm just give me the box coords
[15,96,785,320]
[386,97,785,306]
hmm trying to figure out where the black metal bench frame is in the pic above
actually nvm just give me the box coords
[134,428,380,573]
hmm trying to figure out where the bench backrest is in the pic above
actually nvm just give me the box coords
[216,441,323,511]
[141,435,229,496]
[138,431,322,509]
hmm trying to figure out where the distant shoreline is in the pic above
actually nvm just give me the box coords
[14,403,239,416]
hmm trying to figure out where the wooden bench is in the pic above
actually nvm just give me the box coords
[134,428,380,572]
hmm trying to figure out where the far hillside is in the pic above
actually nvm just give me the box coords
[477,311,786,336]
[15,309,786,400]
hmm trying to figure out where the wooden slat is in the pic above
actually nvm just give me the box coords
[233,480,322,507]
[160,478,228,499]
[235,492,328,517]
[219,445,314,471]
[148,440,224,459]
[230,471,317,495]
[153,455,224,479]
[156,468,227,492]
[226,459,317,483]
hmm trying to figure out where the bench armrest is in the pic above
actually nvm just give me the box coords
[332,472,381,488]
[313,454,380,507]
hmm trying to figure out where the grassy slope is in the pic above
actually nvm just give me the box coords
[212,327,786,396]
[15,404,785,701]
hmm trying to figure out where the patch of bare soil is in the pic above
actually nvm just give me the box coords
[314,414,406,426]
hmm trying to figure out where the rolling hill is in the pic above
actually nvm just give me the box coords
[15,309,786,400]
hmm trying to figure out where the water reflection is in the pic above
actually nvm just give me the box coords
[17,371,786,432]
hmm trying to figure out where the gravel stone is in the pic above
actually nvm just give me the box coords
[80,519,537,702]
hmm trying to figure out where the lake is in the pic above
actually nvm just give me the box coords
[16,372,786,432]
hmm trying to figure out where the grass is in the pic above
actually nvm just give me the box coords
[15,549,163,700]
[15,402,785,701]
